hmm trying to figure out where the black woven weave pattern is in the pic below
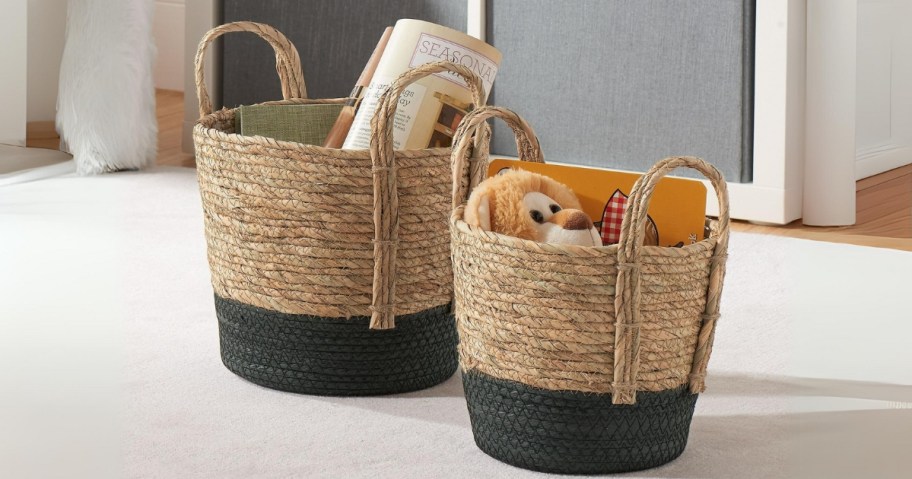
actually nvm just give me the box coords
[215,295,458,396]
[462,371,698,474]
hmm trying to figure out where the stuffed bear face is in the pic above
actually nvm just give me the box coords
[522,191,601,246]
[464,170,601,247]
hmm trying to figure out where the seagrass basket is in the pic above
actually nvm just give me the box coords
[449,107,730,474]
[192,22,489,395]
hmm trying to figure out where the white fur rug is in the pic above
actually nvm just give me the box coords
[56,0,157,174]
[1,168,910,478]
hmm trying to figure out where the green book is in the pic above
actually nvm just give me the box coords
[235,103,344,145]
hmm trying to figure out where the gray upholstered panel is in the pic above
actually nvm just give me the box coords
[221,0,467,106]
[487,0,754,182]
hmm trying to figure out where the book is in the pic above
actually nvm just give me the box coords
[341,19,502,150]
[235,104,344,145]
[487,159,708,247]
[323,27,393,148]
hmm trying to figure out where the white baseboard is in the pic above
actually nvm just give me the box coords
[856,144,912,179]
[153,1,186,91]
[703,181,800,225]
[0,145,73,185]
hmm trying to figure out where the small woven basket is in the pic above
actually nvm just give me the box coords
[449,107,730,474]
[192,22,489,395]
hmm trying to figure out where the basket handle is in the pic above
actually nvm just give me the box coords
[611,156,730,405]
[368,61,486,330]
[449,106,544,210]
[194,22,307,118]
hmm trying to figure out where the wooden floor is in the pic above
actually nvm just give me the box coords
[736,165,912,251]
[95,89,912,252]
[155,89,197,168]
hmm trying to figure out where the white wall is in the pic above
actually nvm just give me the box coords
[25,0,182,123]
[855,0,912,179]
[802,0,912,225]
[182,0,220,153]
[154,0,186,91]
[0,1,28,145]
[27,0,67,123]
[804,0,857,226]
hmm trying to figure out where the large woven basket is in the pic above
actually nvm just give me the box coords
[449,107,730,474]
[192,22,489,395]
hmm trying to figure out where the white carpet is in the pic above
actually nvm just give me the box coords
[1,167,910,478]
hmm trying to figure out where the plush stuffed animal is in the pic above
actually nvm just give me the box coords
[465,169,601,246]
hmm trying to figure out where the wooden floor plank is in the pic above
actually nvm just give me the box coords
[155,89,195,167]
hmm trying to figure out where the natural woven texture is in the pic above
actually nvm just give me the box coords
[216,295,457,395]
[235,103,344,145]
[449,106,543,211]
[463,371,698,474]
[449,107,730,405]
[192,22,488,330]
[194,21,307,119]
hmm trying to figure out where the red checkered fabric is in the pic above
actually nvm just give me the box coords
[600,189,628,245]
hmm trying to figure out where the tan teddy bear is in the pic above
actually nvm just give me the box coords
[465,169,601,246]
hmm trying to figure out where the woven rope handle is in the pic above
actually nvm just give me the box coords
[368,61,486,330]
[450,106,544,209]
[611,156,730,405]
[194,22,307,118]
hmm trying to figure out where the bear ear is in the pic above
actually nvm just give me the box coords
[465,188,492,231]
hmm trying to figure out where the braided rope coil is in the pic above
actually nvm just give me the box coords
[193,22,486,330]
[449,107,730,405]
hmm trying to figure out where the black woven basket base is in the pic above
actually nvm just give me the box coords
[215,295,458,396]
[463,371,699,475]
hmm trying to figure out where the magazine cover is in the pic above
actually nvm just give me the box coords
[342,19,501,150]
